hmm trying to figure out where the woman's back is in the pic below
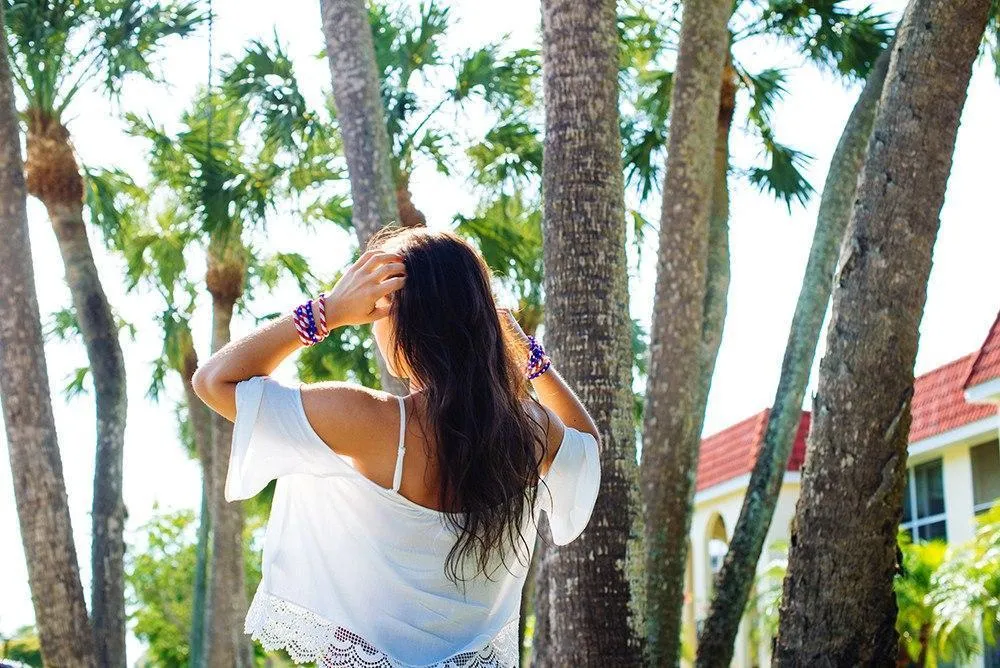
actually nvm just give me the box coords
[301,385,565,515]
[227,374,600,667]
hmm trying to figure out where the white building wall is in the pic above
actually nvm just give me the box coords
[684,476,801,667]
[685,426,999,667]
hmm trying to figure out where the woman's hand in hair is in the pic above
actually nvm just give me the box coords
[326,250,407,328]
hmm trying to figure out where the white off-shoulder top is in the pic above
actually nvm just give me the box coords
[225,375,601,668]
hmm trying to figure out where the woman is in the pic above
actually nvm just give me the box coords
[193,226,601,667]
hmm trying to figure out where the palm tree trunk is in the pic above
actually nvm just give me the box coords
[44,199,128,668]
[319,0,399,245]
[530,0,645,664]
[697,50,735,462]
[23,107,128,668]
[694,42,893,667]
[182,342,214,666]
[319,0,409,396]
[0,9,96,664]
[638,1,732,664]
[775,0,990,662]
[204,250,253,668]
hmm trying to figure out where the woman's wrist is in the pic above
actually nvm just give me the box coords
[525,334,552,380]
[293,291,338,346]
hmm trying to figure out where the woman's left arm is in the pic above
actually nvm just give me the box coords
[192,249,406,421]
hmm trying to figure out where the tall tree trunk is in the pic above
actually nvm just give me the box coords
[0,8,97,665]
[697,50,735,461]
[23,114,128,668]
[203,247,253,668]
[182,341,214,667]
[47,199,128,668]
[319,0,408,395]
[695,42,893,667]
[319,0,399,243]
[638,1,732,664]
[775,0,990,663]
[531,0,645,664]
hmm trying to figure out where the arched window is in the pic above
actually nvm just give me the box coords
[705,514,728,596]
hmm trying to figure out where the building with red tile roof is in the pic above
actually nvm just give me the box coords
[687,310,1000,667]
[696,311,1000,492]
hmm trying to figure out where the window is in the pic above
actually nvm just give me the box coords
[901,458,947,541]
[971,439,1000,515]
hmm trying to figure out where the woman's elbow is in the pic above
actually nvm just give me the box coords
[191,364,216,403]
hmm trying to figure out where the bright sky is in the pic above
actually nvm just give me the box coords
[1,0,997,659]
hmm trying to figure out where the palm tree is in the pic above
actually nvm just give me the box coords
[529,0,644,663]
[638,0,733,663]
[0,5,96,664]
[775,0,991,661]
[1,3,203,664]
[319,0,399,245]
[629,2,891,660]
[928,505,1000,663]
[310,3,540,389]
[695,37,895,665]
[129,49,331,658]
[896,536,983,666]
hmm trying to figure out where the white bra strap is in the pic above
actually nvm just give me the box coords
[391,395,406,492]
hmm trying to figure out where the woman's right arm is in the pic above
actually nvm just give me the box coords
[498,308,602,450]
[528,365,602,450]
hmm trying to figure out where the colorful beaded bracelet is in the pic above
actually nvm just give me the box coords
[293,292,329,346]
[526,335,552,380]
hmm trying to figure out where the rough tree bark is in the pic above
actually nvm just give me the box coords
[23,84,129,668]
[181,336,214,666]
[639,0,732,664]
[530,0,645,664]
[695,42,893,667]
[203,239,254,668]
[775,0,990,663]
[0,7,97,664]
[319,0,409,395]
[319,0,398,244]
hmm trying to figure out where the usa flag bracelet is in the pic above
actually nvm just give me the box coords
[525,335,552,380]
[293,292,329,346]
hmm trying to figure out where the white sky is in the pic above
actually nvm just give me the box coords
[1,0,997,659]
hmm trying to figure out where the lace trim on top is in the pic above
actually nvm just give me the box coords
[245,589,520,668]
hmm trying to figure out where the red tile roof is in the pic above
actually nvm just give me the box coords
[964,312,1000,391]
[696,409,810,492]
[697,308,1000,492]
[910,353,995,442]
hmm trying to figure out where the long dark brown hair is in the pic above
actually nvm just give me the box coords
[368,226,550,586]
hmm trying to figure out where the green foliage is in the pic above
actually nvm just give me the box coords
[896,532,983,666]
[2,0,204,118]
[930,505,1000,655]
[127,509,199,666]
[747,523,1000,665]
[126,508,267,667]
[367,0,539,178]
[985,0,1000,79]
[755,0,892,79]
[0,625,42,666]
[620,0,892,210]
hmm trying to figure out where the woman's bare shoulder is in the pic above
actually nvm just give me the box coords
[299,381,400,459]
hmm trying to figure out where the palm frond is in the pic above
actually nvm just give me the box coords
[451,46,539,108]
[745,128,814,210]
[466,118,542,196]
[3,0,204,116]
[83,166,147,253]
[97,0,206,99]
[222,37,314,155]
[758,0,892,79]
